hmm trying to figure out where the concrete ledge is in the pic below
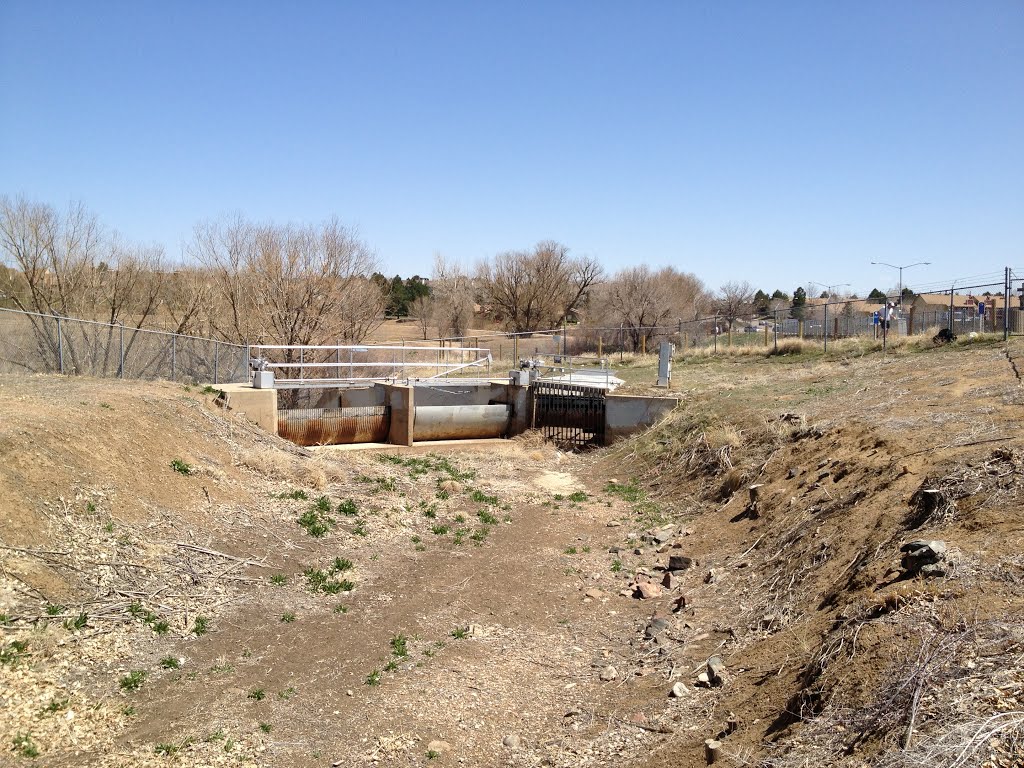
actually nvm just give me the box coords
[604,394,679,445]
[217,382,278,435]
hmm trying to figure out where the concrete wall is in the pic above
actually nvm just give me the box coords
[381,384,414,446]
[219,383,278,434]
[604,394,679,445]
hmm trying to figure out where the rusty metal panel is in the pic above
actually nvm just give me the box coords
[278,406,390,446]
[413,405,510,441]
[533,381,606,450]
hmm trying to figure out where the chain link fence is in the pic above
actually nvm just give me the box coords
[0,307,248,384]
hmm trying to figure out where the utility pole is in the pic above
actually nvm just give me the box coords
[871,261,930,308]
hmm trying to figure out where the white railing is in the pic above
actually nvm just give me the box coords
[248,343,493,387]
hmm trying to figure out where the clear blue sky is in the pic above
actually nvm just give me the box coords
[2,1,1022,297]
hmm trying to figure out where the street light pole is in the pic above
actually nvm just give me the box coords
[870,261,931,308]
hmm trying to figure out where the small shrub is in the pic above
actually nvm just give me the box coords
[470,489,499,505]
[384,659,399,672]
[365,670,381,686]
[170,459,193,476]
[278,687,296,700]
[569,491,588,503]
[276,489,308,501]
[390,633,409,658]
[470,528,488,544]
[120,670,147,692]
[422,507,437,519]
[12,733,40,758]
[611,559,623,573]
[450,627,468,640]
[42,697,69,715]
[337,499,359,516]
[192,616,209,636]
[247,688,265,701]
[332,557,353,573]
[258,722,272,734]
[280,612,296,623]
[431,524,449,536]
[352,521,368,537]
[270,573,288,586]
[564,546,578,555]
[297,507,335,538]
[45,603,64,616]
[477,510,498,525]
[154,743,179,756]
[64,612,88,631]
[160,656,181,670]
[333,604,349,614]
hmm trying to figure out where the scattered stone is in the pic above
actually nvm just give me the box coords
[636,582,662,600]
[584,588,605,600]
[599,665,618,681]
[608,546,622,554]
[786,466,803,479]
[671,594,689,612]
[652,527,675,545]
[634,547,644,556]
[662,572,679,589]
[760,614,779,631]
[704,569,718,584]
[467,623,485,638]
[501,735,521,749]
[606,520,622,527]
[427,740,452,754]
[900,539,947,576]
[696,671,710,685]
[920,563,947,578]
[707,656,726,686]
[645,615,670,639]
[619,587,634,597]
[345,689,353,697]
[670,682,688,698]
[667,555,693,572]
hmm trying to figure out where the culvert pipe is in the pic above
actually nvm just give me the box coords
[413,405,510,441]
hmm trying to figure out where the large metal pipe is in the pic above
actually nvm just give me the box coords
[413,405,510,441]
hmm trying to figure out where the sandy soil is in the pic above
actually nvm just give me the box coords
[1,337,1022,767]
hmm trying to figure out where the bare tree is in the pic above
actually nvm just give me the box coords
[716,280,755,330]
[430,254,474,338]
[477,241,601,333]
[189,216,385,347]
[595,266,707,351]
[410,294,434,340]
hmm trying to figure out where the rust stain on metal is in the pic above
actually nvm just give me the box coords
[278,406,390,446]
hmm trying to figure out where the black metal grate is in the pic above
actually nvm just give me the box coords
[533,381,606,450]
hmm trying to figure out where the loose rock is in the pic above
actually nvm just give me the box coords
[668,555,693,572]
[670,682,688,698]
[501,735,521,749]
[599,665,618,681]
[707,656,726,686]
[427,740,451,754]
[635,582,662,599]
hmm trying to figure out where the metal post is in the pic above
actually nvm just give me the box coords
[513,335,519,365]
[299,347,304,384]
[214,341,219,384]
[349,348,354,380]
[823,301,828,353]
[245,344,251,383]
[1005,267,1011,341]
[619,323,624,362]
[56,316,64,374]
[171,334,176,380]
[949,284,955,334]
[714,315,718,353]
[773,310,778,352]
[119,322,125,378]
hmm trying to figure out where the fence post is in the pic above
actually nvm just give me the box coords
[619,323,624,362]
[171,334,176,380]
[773,310,778,353]
[56,316,65,374]
[823,302,829,353]
[214,342,219,384]
[714,315,718,353]
[1005,267,1012,341]
[119,322,125,378]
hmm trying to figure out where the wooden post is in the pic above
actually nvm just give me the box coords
[764,324,769,346]
[640,334,646,355]
[597,335,603,358]
[798,320,804,339]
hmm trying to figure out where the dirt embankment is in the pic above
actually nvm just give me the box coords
[2,339,1023,768]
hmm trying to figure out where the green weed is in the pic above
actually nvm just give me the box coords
[477,510,498,525]
[365,670,381,686]
[1,640,29,667]
[154,743,179,756]
[247,688,265,701]
[337,499,359,516]
[12,733,40,758]
[160,656,181,670]
[280,612,296,623]
[390,633,409,658]
[120,670,147,692]
[450,627,468,640]
[470,489,499,505]
[192,616,209,636]
[270,573,288,586]
[170,459,193,476]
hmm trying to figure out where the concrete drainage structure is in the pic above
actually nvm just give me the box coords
[220,377,678,450]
